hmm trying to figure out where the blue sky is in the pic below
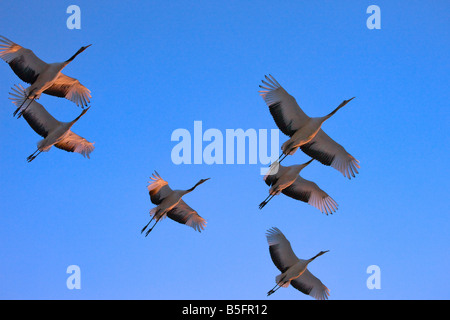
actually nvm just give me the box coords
[0,1,449,299]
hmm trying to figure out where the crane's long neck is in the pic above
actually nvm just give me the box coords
[323,97,355,121]
[66,45,91,63]
[66,50,82,63]
[69,107,89,126]
[308,250,329,262]
[293,158,314,174]
[180,178,209,196]
[185,180,205,193]
[323,105,344,121]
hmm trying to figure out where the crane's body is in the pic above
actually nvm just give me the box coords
[150,189,188,221]
[259,75,360,179]
[9,84,94,162]
[0,35,92,115]
[267,162,307,196]
[281,116,329,155]
[35,110,86,153]
[25,62,67,100]
[37,124,72,152]
[266,228,330,300]
[142,172,209,236]
[259,159,338,215]
[274,259,309,289]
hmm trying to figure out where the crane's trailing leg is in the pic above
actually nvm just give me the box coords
[267,280,287,296]
[145,218,160,237]
[269,153,287,167]
[141,215,155,234]
[12,92,31,117]
[268,153,287,167]
[267,283,279,296]
[278,153,288,164]
[26,149,41,162]
[17,97,36,119]
[267,285,282,296]
[259,194,275,209]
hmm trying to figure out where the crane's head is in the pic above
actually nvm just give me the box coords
[197,178,211,185]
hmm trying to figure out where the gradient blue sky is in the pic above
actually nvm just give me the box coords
[0,1,449,300]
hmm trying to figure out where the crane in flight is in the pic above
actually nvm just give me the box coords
[259,75,360,179]
[259,159,338,215]
[266,227,330,300]
[0,35,92,117]
[9,84,94,162]
[141,172,209,236]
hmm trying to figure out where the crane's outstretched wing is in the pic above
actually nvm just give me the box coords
[167,199,207,232]
[9,84,59,137]
[55,131,95,158]
[44,73,91,108]
[147,172,173,205]
[266,227,299,272]
[282,176,338,215]
[291,269,330,300]
[259,75,309,137]
[0,36,47,84]
[301,130,360,179]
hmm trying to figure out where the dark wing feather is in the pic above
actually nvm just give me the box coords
[259,75,309,137]
[9,55,40,84]
[291,269,330,300]
[147,172,173,205]
[167,200,206,232]
[268,101,299,137]
[0,36,47,84]
[9,84,59,138]
[282,176,338,215]
[281,177,312,203]
[301,130,360,179]
[266,227,299,272]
